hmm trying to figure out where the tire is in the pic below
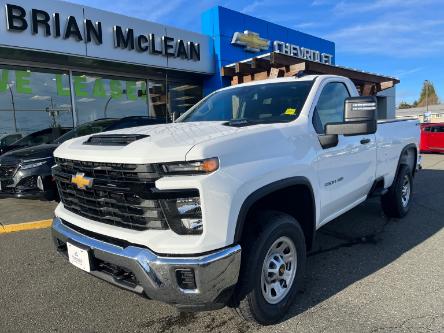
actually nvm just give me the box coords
[234,211,306,325]
[381,165,413,218]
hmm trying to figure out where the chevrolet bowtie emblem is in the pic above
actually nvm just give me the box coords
[231,30,270,53]
[71,172,93,190]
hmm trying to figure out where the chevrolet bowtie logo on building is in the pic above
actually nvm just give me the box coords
[231,31,270,53]
[71,173,93,190]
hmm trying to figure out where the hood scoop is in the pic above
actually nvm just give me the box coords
[83,134,149,146]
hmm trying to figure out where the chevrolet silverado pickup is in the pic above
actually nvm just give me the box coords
[51,75,420,325]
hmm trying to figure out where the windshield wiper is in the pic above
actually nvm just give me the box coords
[224,118,290,127]
[224,119,256,127]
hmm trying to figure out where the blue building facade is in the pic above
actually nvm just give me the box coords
[201,6,336,94]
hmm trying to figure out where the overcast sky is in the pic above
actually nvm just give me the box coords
[68,0,444,105]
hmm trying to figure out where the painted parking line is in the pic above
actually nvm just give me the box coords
[0,219,52,234]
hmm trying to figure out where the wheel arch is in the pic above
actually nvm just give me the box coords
[396,143,418,178]
[233,177,316,250]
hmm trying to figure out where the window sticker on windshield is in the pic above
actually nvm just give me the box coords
[284,108,297,115]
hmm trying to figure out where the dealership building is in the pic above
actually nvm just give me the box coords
[0,0,397,134]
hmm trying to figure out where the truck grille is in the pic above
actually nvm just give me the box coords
[53,158,167,231]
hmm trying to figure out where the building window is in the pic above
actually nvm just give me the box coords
[147,80,168,120]
[72,73,148,124]
[0,66,204,134]
[0,66,72,134]
[169,83,202,120]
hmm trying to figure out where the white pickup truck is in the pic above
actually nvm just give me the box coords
[51,75,420,324]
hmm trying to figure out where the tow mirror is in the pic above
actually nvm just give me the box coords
[325,96,377,136]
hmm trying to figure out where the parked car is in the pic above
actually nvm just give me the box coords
[0,133,24,154]
[51,75,420,325]
[0,117,166,200]
[0,127,71,156]
[420,122,444,153]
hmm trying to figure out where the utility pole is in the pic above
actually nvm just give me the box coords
[425,80,429,114]
[104,96,112,118]
[8,85,17,133]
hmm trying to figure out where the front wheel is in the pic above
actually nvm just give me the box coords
[234,211,306,325]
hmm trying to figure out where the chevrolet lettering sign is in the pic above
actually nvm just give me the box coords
[231,30,334,64]
[71,173,93,190]
[231,31,270,53]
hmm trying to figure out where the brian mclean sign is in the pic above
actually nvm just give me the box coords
[0,0,214,73]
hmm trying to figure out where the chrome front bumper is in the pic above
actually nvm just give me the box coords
[52,217,242,311]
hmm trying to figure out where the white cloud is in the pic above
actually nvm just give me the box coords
[65,0,185,23]
[395,67,424,78]
[31,95,51,101]
[77,98,96,103]
[293,22,317,29]
[311,0,335,6]
[242,1,265,13]
[326,18,444,57]
[334,0,438,15]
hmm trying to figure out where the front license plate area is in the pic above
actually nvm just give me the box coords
[67,242,91,272]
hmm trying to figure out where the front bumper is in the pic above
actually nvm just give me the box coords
[52,217,241,311]
[0,165,55,199]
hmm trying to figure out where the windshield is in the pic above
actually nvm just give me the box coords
[11,128,70,148]
[179,81,313,124]
[54,119,117,144]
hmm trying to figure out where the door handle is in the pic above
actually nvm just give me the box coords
[360,138,371,145]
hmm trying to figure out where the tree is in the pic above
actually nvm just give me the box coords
[417,81,439,107]
[398,101,412,109]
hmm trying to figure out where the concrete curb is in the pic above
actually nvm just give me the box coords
[0,219,52,234]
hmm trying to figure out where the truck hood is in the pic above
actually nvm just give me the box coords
[54,122,243,163]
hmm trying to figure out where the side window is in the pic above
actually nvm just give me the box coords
[313,82,350,134]
[4,136,17,145]
[438,126,444,133]
[423,127,431,132]
[10,135,22,144]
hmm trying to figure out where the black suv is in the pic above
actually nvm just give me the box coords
[0,127,71,156]
[0,117,165,200]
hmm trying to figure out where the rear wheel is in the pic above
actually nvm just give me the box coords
[381,165,413,218]
[234,211,306,325]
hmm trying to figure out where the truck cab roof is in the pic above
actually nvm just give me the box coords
[218,74,350,92]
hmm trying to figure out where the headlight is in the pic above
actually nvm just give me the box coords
[160,195,203,235]
[20,158,51,170]
[161,157,219,175]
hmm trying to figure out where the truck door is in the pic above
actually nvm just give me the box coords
[312,82,377,225]
[420,126,430,151]
[430,125,444,152]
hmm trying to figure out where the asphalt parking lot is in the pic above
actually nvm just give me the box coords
[0,155,443,333]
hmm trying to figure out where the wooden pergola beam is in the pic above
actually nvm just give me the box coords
[269,67,285,79]
[270,52,305,67]
[235,62,253,75]
[222,52,400,92]
[221,66,235,77]
[252,57,270,71]
[303,61,399,85]
[378,80,395,91]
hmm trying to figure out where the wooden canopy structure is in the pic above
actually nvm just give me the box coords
[221,52,400,96]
